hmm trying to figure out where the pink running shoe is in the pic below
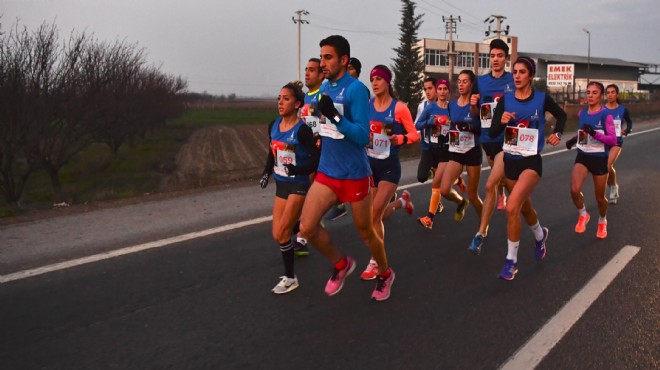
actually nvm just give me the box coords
[400,190,414,215]
[497,193,507,211]
[371,268,396,301]
[324,256,356,296]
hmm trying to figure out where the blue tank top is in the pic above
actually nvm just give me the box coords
[577,108,611,157]
[270,117,312,183]
[502,91,547,159]
[368,98,404,157]
[449,99,480,147]
[477,72,515,143]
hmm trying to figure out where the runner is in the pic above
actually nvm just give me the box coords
[360,65,419,280]
[416,77,440,183]
[299,35,395,301]
[488,56,566,281]
[604,84,633,204]
[292,58,325,256]
[566,81,617,239]
[439,70,483,228]
[262,81,320,294]
[467,38,515,255]
[416,79,466,229]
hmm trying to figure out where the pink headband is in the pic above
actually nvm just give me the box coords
[436,79,449,89]
[370,67,392,85]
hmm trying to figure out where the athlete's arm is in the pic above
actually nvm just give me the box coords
[294,123,320,175]
[592,114,618,146]
[623,107,633,134]
[394,101,420,144]
[335,82,370,147]
[262,119,276,176]
[489,95,507,138]
[544,95,567,135]
[414,102,424,126]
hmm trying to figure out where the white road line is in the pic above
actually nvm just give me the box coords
[499,245,641,370]
[2,127,657,283]
[0,216,272,284]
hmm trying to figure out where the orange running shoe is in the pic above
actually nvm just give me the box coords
[575,213,591,233]
[596,221,608,239]
[417,216,433,229]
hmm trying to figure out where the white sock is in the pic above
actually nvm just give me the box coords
[399,198,407,208]
[529,221,544,241]
[578,206,587,216]
[506,239,520,263]
[296,236,307,245]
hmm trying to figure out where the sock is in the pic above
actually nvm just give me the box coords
[399,197,407,208]
[296,236,307,245]
[334,256,347,271]
[377,267,391,278]
[529,221,544,241]
[292,220,300,235]
[599,216,607,223]
[578,206,587,216]
[427,212,435,220]
[506,239,520,263]
[279,240,294,278]
[428,188,441,215]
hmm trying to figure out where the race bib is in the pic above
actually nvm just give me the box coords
[303,116,320,136]
[503,126,539,156]
[367,133,391,159]
[274,148,296,177]
[430,115,450,144]
[448,130,475,153]
[319,103,345,139]
[480,102,497,129]
[576,129,605,153]
[613,119,622,137]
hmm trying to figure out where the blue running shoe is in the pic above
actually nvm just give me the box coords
[498,259,518,281]
[468,234,484,255]
[535,227,548,261]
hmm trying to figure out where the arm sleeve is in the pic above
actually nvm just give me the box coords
[414,102,424,126]
[262,119,276,176]
[593,114,618,146]
[415,104,432,130]
[335,82,370,147]
[294,123,320,175]
[395,101,420,144]
[489,95,507,138]
[544,95,567,135]
[623,107,633,131]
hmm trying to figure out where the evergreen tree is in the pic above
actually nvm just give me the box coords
[392,0,425,116]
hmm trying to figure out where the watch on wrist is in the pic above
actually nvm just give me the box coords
[554,132,562,139]
[331,114,341,124]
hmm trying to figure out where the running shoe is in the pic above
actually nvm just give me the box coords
[293,238,310,256]
[324,256,355,296]
[437,201,444,214]
[596,221,608,239]
[324,204,347,221]
[498,259,518,281]
[608,185,619,204]
[371,269,395,301]
[535,227,549,261]
[575,212,590,233]
[400,190,414,215]
[497,193,507,211]
[468,234,484,255]
[417,216,433,229]
[457,175,467,194]
[360,259,379,281]
[390,191,398,203]
[454,198,469,222]
[272,276,299,294]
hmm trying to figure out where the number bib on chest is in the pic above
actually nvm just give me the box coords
[274,149,296,177]
[303,116,320,136]
[503,126,539,156]
[480,102,497,129]
[367,133,391,159]
[577,129,605,153]
[613,119,622,137]
[448,130,475,153]
[319,103,345,139]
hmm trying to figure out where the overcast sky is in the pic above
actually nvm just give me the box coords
[3,0,660,97]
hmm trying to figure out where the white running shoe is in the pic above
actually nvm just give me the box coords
[272,276,299,294]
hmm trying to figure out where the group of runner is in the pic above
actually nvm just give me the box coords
[261,35,632,299]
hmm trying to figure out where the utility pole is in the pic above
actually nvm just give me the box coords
[582,28,591,86]
[443,15,460,88]
[292,10,309,81]
[484,15,509,39]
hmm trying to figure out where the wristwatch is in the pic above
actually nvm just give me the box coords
[554,132,562,139]
[329,114,342,124]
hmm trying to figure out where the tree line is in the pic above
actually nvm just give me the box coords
[0,22,187,210]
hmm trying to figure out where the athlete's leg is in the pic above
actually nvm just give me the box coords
[466,164,483,217]
[593,173,609,218]
[570,163,589,210]
[350,189,388,273]
[607,146,621,187]
[299,181,342,263]
[417,150,432,183]
[479,151,504,235]
[505,170,540,243]
[373,181,398,238]
[440,161,464,204]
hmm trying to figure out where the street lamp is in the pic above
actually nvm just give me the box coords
[582,28,590,86]
[292,10,309,81]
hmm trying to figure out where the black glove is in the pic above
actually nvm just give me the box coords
[455,122,469,131]
[259,172,270,189]
[566,137,577,150]
[583,125,596,137]
[283,164,297,176]
[318,95,340,119]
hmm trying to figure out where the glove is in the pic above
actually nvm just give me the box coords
[318,95,340,120]
[583,125,596,137]
[455,122,469,132]
[283,164,297,176]
[259,172,270,189]
[565,137,577,150]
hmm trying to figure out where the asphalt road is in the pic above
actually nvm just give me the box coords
[0,123,658,369]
